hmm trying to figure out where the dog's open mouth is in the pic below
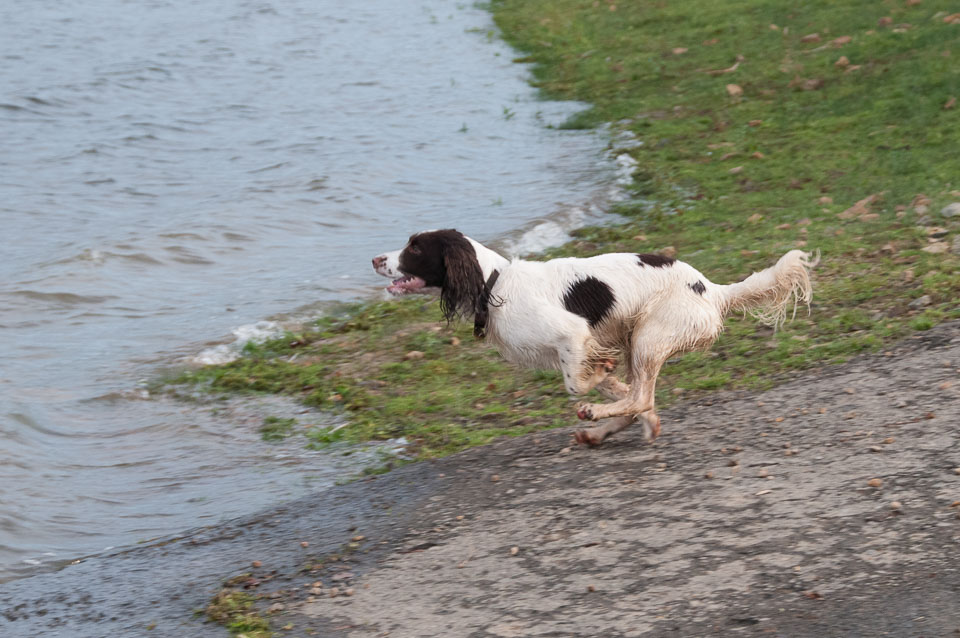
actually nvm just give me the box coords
[387,274,427,295]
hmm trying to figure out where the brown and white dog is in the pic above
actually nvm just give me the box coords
[373,229,816,446]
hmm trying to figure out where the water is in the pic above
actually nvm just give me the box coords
[0,0,617,581]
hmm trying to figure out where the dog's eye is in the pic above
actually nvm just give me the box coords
[408,244,421,254]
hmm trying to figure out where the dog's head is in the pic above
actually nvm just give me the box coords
[372,229,486,324]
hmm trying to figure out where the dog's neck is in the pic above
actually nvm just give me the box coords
[467,238,510,280]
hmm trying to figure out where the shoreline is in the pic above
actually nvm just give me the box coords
[3,320,959,636]
[5,0,960,634]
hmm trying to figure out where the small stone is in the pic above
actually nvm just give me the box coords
[329,588,340,598]
[882,437,895,444]
[757,468,769,478]
[672,47,688,55]
[587,585,596,592]
[818,196,833,205]
[801,33,821,42]
[868,478,883,488]
[954,468,960,475]
[747,213,763,223]
[938,381,953,390]
[450,337,461,346]
[491,474,500,482]
[835,55,850,68]
[749,119,763,126]
[309,587,323,595]
[844,387,855,394]
[753,152,765,159]
[890,501,902,510]
[252,560,262,568]
[510,546,520,556]
[878,16,893,27]
[300,541,309,548]
[908,295,932,308]
[404,350,425,360]
[660,245,677,258]
[831,35,853,47]
[704,471,714,479]
[729,166,744,174]
[352,535,365,542]
[726,84,743,97]
[268,603,286,613]
[922,242,948,254]
[456,515,464,520]
[559,447,572,454]
[345,588,355,596]
[941,203,960,218]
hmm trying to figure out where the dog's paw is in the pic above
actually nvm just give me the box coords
[641,414,662,442]
[575,402,597,421]
[574,429,603,447]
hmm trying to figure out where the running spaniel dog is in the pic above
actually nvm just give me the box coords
[373,229,816,446]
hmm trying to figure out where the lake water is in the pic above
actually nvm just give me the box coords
[0,0,619,581]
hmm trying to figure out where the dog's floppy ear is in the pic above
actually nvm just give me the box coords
[440,234,485,325]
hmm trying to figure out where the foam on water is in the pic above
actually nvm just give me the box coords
[192,321,286,365]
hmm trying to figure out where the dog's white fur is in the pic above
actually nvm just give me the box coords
[374,233,817,445]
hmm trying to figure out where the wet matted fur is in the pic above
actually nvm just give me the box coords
[373,229,817,446]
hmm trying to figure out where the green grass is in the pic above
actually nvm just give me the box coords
[205,589,272,638]
[166,1,960,461]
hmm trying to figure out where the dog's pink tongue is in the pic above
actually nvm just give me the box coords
[387,275,426,295]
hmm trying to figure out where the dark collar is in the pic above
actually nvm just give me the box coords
[473,269,500,339]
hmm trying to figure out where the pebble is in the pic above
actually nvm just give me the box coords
[890,501,902,510]
[450,337,461,346]
[587,585,596,592]
[300,541,309,548]
[559,447,572,455]
[352,535,365,542]
[704,471,715,479]
[908,295,932,308]
[954,468,960,475]
[491,474,500,482]
[268,603,285,613]
[941,203,960,218]
[868,478,883,488]
[329,588,340,598]
[252,560,262,568]
[404,350,425,360]
[757,469,769,478]
[345,588,355,596]
[510,546,520,556]
[882,437,895,444]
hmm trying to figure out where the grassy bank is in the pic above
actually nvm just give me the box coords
[168,1,960,459]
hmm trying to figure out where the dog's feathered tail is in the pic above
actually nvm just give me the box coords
[717,250,819,329]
